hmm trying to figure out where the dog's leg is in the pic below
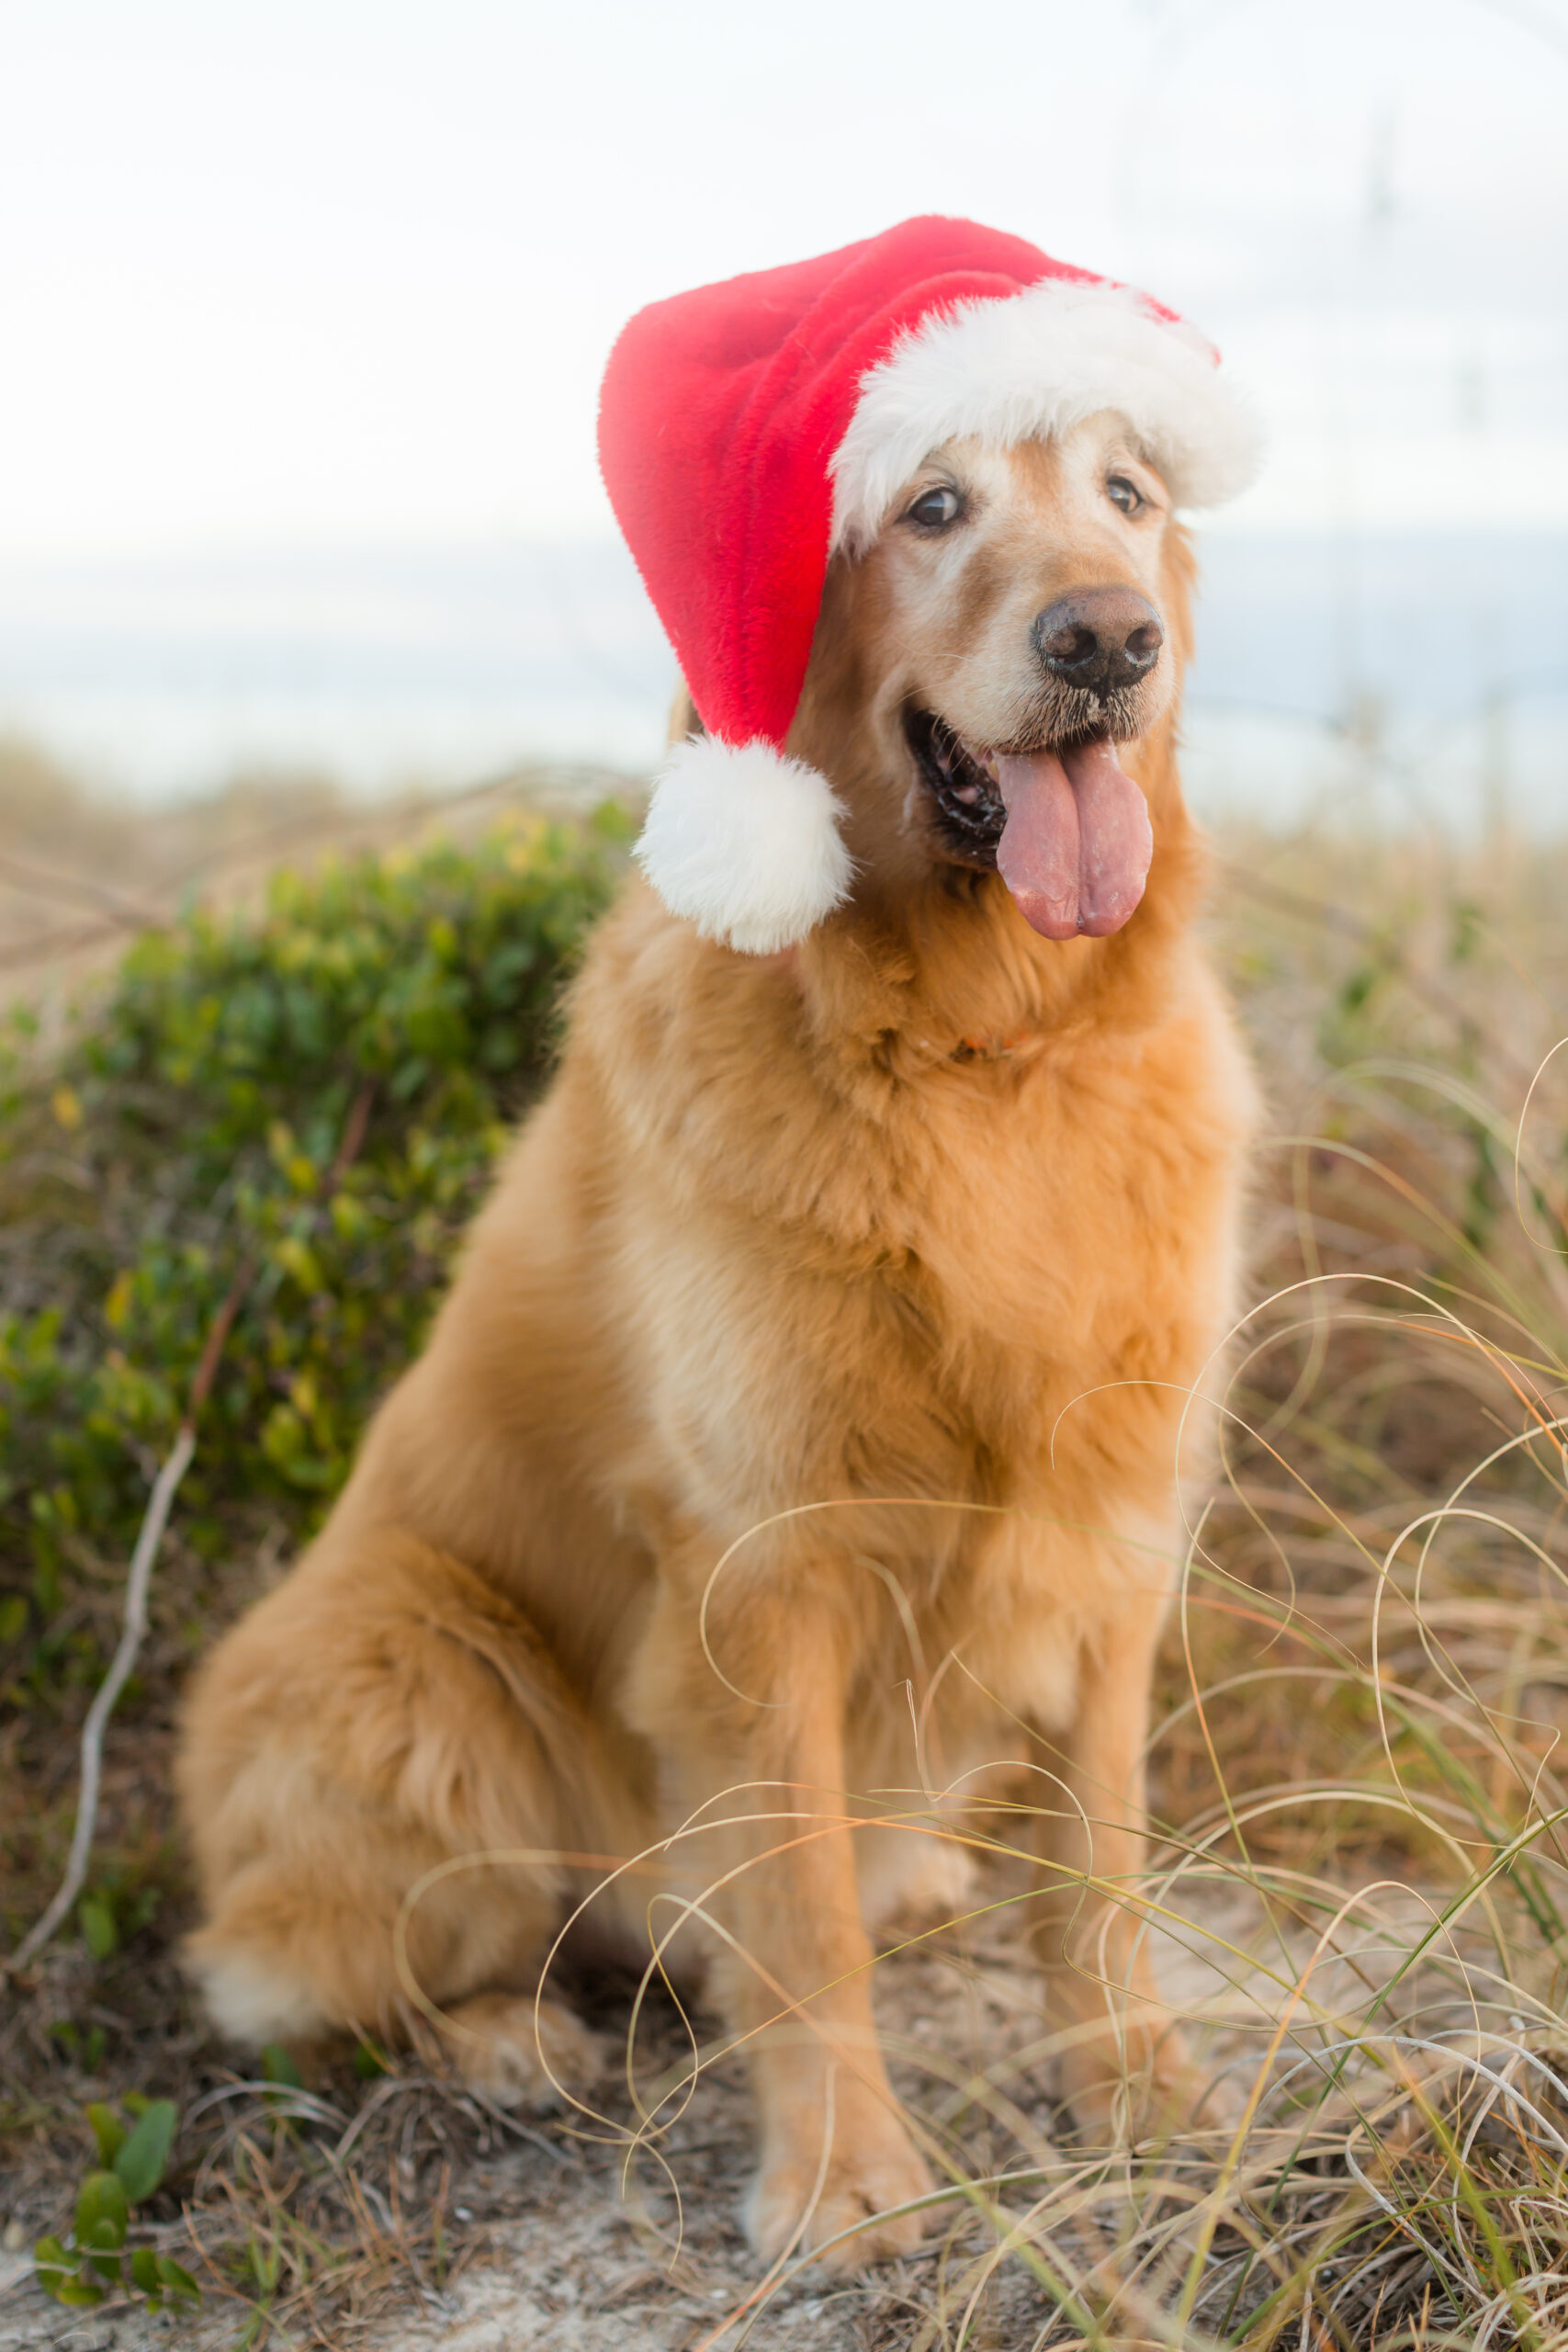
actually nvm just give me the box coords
[185,1842,609,2107]
[179,1534,626,2106]
[650,1627,932,2273]
[1026,1589,1195,2136]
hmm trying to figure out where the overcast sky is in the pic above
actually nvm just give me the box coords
[2,0,1567,559]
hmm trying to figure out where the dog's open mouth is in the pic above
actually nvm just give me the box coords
[906,707,1154,941]
[907,708,1009,859]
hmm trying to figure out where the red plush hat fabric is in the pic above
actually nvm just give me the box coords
[600,218,1091,754]
[597,215,1258,956]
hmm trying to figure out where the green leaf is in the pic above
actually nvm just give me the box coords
[75,2167,128,2273]
[155,2254,202,2303]
[274,1234,322,1293]
[114,2098,176,2202]
[78,1891,118,1961]
[0,1592,26,1643]
[260,2041,302,2089]
[32,2234,76,2300]
[130,2245,161,2295]
[52,2276,107,2306]
[85,2099,126,2166]
[352,2036,389,2080]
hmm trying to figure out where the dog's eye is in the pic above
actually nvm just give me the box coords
[1106,475,1145,516]
[905,485,964,530]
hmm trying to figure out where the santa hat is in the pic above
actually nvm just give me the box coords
[598,215,1258,956]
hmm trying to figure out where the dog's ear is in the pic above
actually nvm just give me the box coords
[666,680,705,749]
[1160,521,1198,671]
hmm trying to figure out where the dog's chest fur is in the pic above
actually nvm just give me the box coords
[358,869,1255,1777]
[557,884,1255,1630]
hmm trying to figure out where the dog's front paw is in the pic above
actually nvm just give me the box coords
[442,1990,607,2111]
[1055,2004,1218,2141]
[747,2101,934,2274]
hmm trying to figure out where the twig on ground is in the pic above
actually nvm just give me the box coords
[6,1421,197,1972]
[4,1078,375,1974]
[4,1245,253,1975]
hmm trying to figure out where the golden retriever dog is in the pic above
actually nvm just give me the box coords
[178,402,1256,2269]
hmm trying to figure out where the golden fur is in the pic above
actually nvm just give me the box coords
[177,417,1258,2270]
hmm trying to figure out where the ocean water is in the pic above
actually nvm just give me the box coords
[0,532,1563,833]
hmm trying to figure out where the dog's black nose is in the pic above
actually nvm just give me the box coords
[1033,588,1164,697]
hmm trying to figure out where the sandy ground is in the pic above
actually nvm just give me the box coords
[0,1869,1297,2352]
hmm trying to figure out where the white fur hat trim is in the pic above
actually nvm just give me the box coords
[634,735,854,956]
[829,277,1260,553]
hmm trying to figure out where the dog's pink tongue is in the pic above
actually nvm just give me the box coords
[995,740,1153,940]
[994,750,1079,939]
[1063,738,1155,936]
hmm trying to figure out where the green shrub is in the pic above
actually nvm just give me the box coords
[0,806,628,1702]
[33,2093,197,2312]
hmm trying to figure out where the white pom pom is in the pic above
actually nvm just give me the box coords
[633,736,854,955]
